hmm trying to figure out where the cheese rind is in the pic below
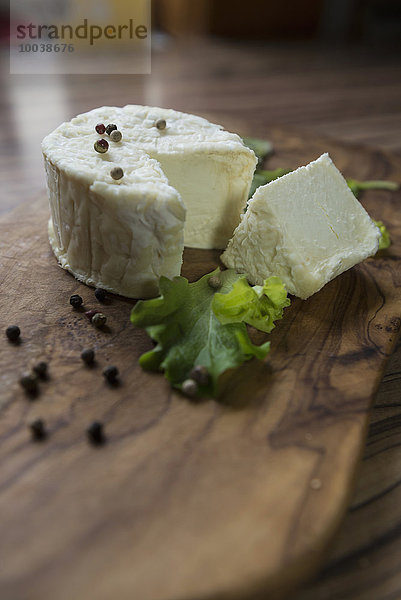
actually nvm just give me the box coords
[221,153,381,299]
[43,132,185,299]
[42,105,256,298]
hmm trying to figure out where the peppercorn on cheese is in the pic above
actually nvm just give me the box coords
[221,153,381,299]
[43,105,256,298]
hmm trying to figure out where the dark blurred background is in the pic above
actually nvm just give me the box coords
[154,0,401,41]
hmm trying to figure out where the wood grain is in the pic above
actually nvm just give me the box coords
[0,131,400,600]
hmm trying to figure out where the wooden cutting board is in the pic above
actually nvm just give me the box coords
[0,129,400,600]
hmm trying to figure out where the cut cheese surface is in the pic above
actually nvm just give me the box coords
[42,105,256,298]
[221,153,381,299]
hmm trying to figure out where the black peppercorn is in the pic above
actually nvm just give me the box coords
[29,418,47,441]
[190,365,209,386]
[110,167,124,180]
[33,361,48,380]
[155,119,166,130]
[95,288,107,302]
[81,348,95,366]
[105,124,117,135]
[20,372,38,395]
[85,309,98,320]
[70,294,83,309]
[208,276,221,290]
[103,365,119,384]
[94,138,109,153]
[110,130,122,143]
[87,421,105,445]
[6,325,20,342]
[95,123,106,135]
[91,313,107,328]
[181,378,198,397]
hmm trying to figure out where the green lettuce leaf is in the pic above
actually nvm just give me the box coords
[373,220,391,250]
[130,269,290,397]
[212,276,290,333]
[347,178,399,198]
[242,137,274,167]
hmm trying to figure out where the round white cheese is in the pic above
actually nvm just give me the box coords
[42,105,256,298]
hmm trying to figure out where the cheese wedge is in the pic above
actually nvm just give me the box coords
[221,153,381,299]
[42,105,256,298]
